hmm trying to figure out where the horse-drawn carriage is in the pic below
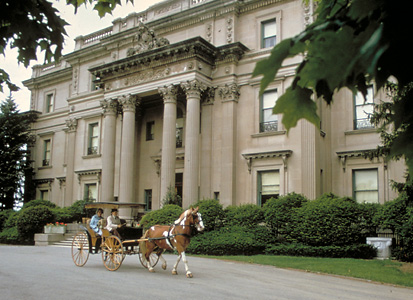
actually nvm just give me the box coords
[71,202,159,271]
[71,202,205,277]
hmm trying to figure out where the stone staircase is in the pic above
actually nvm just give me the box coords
[35,223,82,247]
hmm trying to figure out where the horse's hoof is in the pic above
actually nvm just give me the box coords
[186,272,193,278]
[162,263,167,270]
[172,270,178,275]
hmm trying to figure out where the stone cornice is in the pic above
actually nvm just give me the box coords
[242,150,293,173]
[89,37,249,81]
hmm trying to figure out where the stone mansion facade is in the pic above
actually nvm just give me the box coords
[23,0,405,212]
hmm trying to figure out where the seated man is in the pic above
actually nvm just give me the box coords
[105,208,125,239]
[90,208,104,236]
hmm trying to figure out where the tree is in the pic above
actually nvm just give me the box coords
[0,97,35,210]
[253,0,413,175]
[0,0,133,93]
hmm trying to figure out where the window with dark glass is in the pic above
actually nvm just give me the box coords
[354,87,374,130]
[84,183,97,201]
[176,107,184,148]
[261,19,276,48]
[146,121,155,141]
[260,89,278,132]
[144,189,152,211]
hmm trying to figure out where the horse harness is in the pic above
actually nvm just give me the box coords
[148,224,194,250]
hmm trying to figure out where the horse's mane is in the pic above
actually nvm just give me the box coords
[174,208,190,225]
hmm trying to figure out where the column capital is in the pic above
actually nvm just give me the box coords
[218,83,240,102]
[158,84,178,104]
[100,98,119,115]
[119,94,139,113]
[65,118,78,132]
[181,79,207,99]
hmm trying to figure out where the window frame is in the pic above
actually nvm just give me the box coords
[257,170,280,207]
[84,183,98,201]
[352,168,379,203]
[144,189,152,211]
[87,122,100,155]
[261,19,277,49]
[45,92,55,113]
[260,89,278,133]
[43,139,52,166]
[353,86,375,130]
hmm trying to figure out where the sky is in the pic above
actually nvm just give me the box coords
[0,0,164,112]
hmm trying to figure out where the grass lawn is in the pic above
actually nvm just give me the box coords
[203,255,413,288]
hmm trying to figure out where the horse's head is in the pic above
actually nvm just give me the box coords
[191,207,205,232]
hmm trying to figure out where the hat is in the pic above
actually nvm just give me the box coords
[111,208,118,213]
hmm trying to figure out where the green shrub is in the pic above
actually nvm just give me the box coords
[0,209,14,231]
[265,243,377,259]
[16,205,55,243]
[192,199,225,232]
[139,204,183,229]
[66,200,95,222]
[398,207,413,262]
[263,192,308,237]
[224,204,264,228]
[0,226,20,244]
[291,193,363,246]
[188,225,273,255]
[22,199,57,210]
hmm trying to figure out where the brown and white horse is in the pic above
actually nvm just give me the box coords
[139,207,204,278]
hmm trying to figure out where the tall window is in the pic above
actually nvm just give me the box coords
[146,121,155,141]
[353,169,378,203]
[260,89,278,132]
[144,189,152,211]
[258,170,280,206]
[354,87,374,129]
[84,183,97,201]
[176,107,184,148]
[45,93,54,113]
[261,19,276,48]
[43,139,51,166]
[88,123,99,155]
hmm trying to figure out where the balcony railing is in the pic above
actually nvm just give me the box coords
[260,121,278,133]
[42,159,50,166]
[87,146,98,155]
[354,118,374,130]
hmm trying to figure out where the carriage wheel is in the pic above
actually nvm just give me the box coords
[71,232,90,267]
[138,247,160,269]
[101,236,124,271]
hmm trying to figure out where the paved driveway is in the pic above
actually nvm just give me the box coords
[0,245,412,300]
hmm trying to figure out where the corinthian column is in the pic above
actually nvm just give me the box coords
[218,83,240,207]
[181,79,206,207]
[100,98,118,202]
[65,118,77,206]
[118,94,138,203]
[159,85,178,204]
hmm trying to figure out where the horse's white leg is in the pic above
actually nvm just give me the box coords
[181,252,193,278]
[172,254,181,275]
[159,254,167,270]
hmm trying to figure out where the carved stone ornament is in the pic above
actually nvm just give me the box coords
[180,79,207,98]
[65,118,78,132]
[119,94,139,112]
[158,84,178,103]
[218,83,240,102]
[127,22,170,56]
[100,98,119,114]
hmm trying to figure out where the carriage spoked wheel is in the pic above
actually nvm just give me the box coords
[138,247,160,269]
[71,232,90,267]
[101,236,124,271]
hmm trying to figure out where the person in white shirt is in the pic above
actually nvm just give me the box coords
[105,209,125,238]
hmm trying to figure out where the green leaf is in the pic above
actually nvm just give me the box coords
[273,86,320,131]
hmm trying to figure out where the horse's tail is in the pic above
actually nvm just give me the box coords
[139,229,150,259]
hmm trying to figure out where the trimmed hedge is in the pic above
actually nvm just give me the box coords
[224,204,264,228]
[188,225,274,256]
[265,243,377,259]
[139,204,183,229]
[192,199,225,232]
[16,205,55,243]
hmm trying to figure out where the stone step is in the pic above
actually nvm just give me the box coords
[50,234,75,248]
